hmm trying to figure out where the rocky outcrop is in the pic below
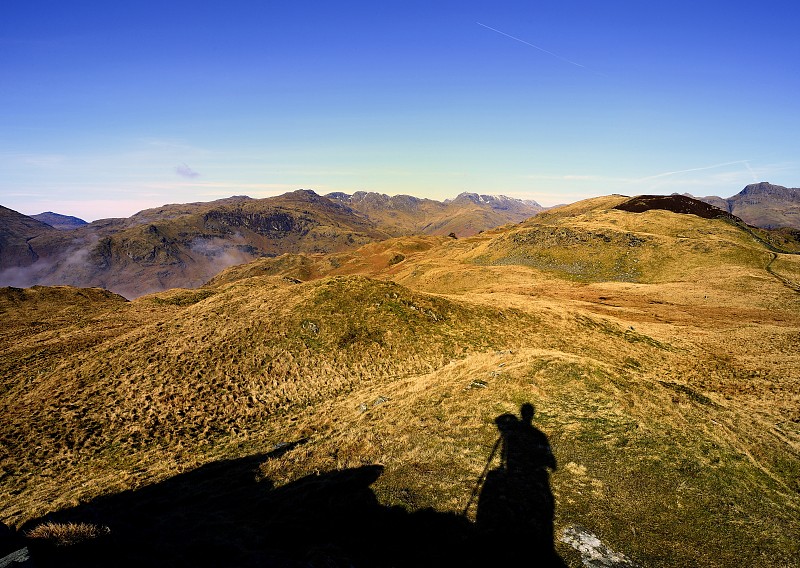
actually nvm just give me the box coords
[613,194,741,221]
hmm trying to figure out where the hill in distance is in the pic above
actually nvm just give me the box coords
[2,194,799,567]
[0,190,542,298]
[695,181,800,229]
[30,212,89,231]
[325,191,542,237]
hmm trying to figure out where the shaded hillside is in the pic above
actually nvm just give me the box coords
[697,182,800,229]
[613,194,740,221]
[31,212,88,231]
[2,195,799,567]
[0,190,543,297]
[0,206,58,269]
[325,191,542,237]
[0,191,390,298]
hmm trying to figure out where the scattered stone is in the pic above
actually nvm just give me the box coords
[357,403,369,413]
[564,462,588,476]
[372,396,389,407]
[469,379,488,389]
[560,525,638,567]
[0,547,33,568]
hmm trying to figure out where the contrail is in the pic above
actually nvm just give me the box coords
[743,160,758,182]
[635,160,752,183]
[476,21,586,69]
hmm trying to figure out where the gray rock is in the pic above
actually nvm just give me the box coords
[0,548,34,568]
[560,525,638,567]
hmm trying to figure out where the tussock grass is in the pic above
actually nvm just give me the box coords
[26,521,109,546]
[2,197,799,567]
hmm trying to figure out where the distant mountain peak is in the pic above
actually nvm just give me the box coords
[31,211,88,230]
[452,192,542,210]
[742,181,784,192]
[692,181,800,229]
[738,182,799,201]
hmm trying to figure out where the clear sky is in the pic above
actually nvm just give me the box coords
[2,1,798,221]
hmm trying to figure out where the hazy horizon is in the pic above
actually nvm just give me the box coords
[2,1,798,221]
[5,182,783,225]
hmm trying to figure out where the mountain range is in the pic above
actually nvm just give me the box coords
[2,192,799,567]
[4,183,800,299]
[694,181,800,229]
[0,191,541,298]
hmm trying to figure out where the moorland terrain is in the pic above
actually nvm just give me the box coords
[0,191,541,298]
[1,190,799,567]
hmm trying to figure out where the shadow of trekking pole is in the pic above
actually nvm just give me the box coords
[462,437,501,516]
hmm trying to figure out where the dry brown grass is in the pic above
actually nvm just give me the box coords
[2,197,799,567]
[26,521,109,546]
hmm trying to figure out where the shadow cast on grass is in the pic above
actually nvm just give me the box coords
[22,405,565,567]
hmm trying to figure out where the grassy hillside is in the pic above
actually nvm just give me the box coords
[1,195,799,567]
[1,191,390,298]
[1,190,545,298]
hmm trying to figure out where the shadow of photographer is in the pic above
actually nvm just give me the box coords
[474,403,565,566]
[20,403,564,567]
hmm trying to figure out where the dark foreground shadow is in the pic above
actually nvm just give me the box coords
[476,403,566,566]
[22,405,565,567]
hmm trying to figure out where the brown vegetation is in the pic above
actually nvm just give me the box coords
[26,522,109,547]
[1,195,799,567]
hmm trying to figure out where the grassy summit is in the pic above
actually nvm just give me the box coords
[1,195,798,567]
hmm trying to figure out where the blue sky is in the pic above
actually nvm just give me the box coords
[1,1,798,220]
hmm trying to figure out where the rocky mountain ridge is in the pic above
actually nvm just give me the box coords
[0,190,544,297]
[695,182,800,229]
[324,191,543,237]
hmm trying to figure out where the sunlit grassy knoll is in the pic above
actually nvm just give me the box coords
[1,274,538,525]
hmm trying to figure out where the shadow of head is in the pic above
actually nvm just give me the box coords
[520,402,535,423]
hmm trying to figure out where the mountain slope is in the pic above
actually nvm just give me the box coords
[30,212,88,230]
[2,195,799,567]
[698,182,800,228]
[325,191,543,237]
[0,206,58,269]
[0,191,391,297]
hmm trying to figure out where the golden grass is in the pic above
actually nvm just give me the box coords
[26,521,109,546]
[2,199,799,567]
